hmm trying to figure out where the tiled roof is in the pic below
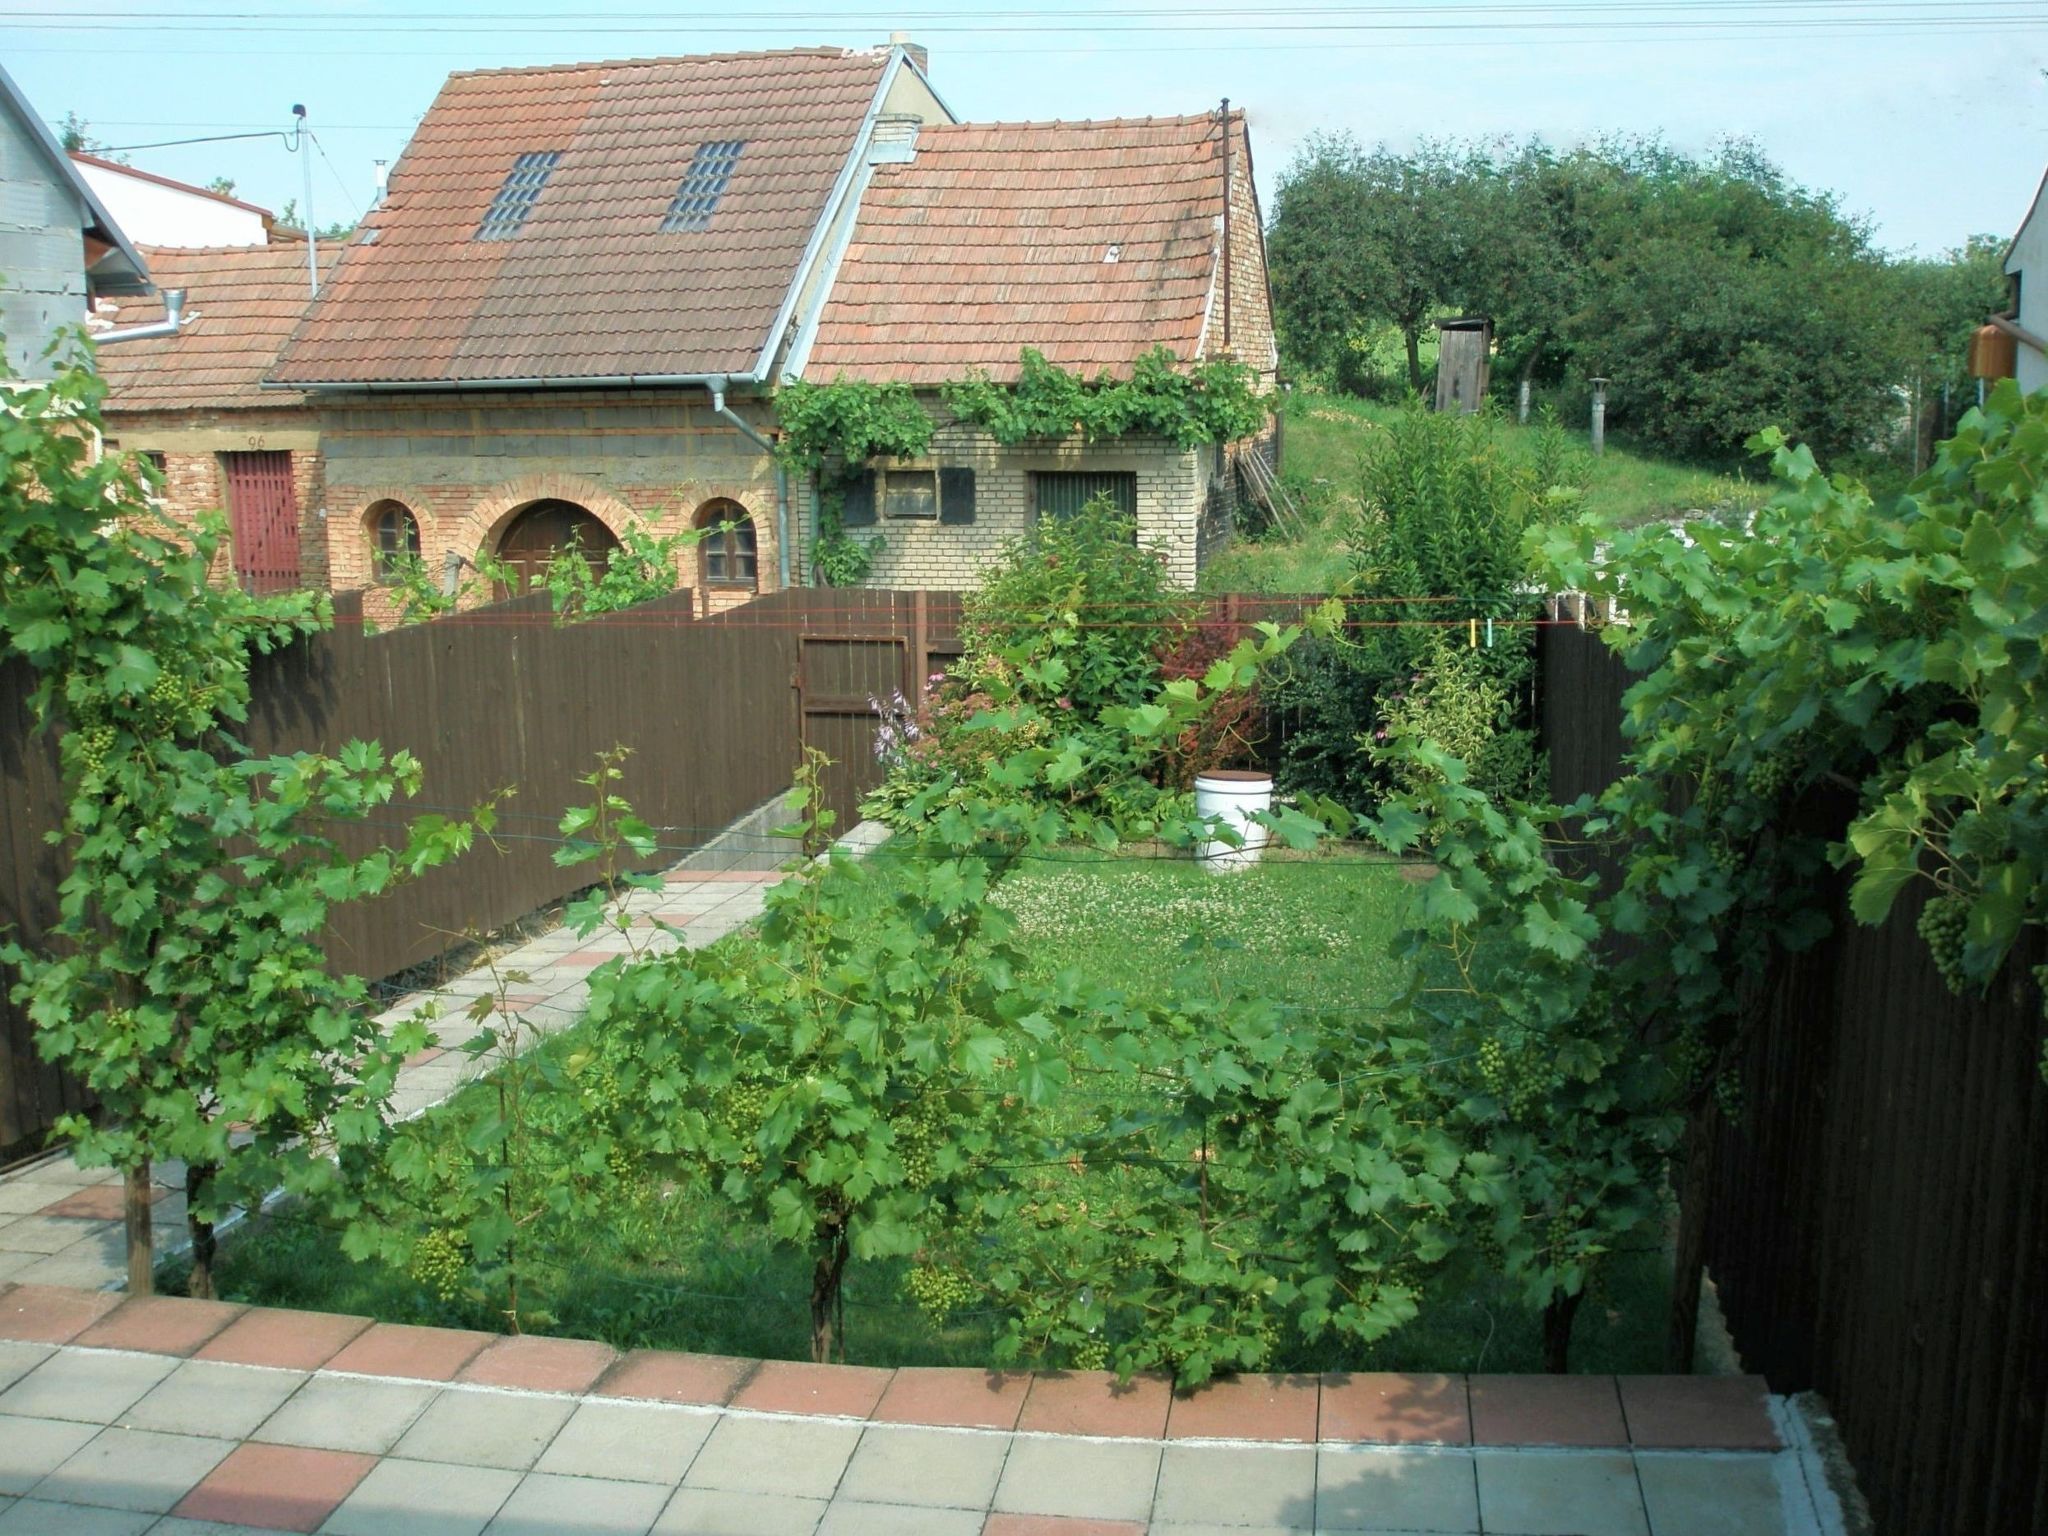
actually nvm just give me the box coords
[807,113,1239,385]
[270,49,892,386]
[96,244,316,411]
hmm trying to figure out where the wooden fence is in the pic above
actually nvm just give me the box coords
[1541,619,2048,1536]
[0,586,971,1155]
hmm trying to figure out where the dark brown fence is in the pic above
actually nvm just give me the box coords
[0,586,975,1154]
[1541,619,2048,1536]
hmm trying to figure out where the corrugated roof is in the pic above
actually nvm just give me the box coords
[270,48,892,387]
[97,245,315,411]
[806,113,1238,385]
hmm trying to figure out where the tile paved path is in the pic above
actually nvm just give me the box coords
[0,1285,1840,1535]
[0,869,784,1294]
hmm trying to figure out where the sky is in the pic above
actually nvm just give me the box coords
[5,0,2041,259]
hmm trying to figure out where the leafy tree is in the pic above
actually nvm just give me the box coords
[0,354,477,1295]
[1268,137,1481,393]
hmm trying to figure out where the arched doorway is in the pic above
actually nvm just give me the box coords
[695,498,759,610]
[493,499,620,595]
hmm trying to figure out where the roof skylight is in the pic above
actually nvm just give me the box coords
[662,140,746,233]
[476,151,562,241]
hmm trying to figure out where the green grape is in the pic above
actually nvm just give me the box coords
[409,1227,470,1302]
[1915,895,1970,997]
[905,1263,974,1323]
[1070,1337,1110,1372]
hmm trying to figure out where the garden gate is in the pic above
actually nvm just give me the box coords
[219,450,301,595]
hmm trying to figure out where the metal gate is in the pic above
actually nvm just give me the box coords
[220,451,301,595]
[796,633,909,829]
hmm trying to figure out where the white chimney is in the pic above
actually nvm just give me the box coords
[888,31,929,73]
[372,159,389,208]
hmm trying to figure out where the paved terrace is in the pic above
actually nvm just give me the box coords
[0,1284,1839,1536]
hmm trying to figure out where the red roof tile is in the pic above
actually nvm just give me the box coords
[270,49,892,386]
[807,113,1242,385]
[96,244,316,411]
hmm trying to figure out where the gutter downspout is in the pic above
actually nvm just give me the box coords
[1989,312,2048,357]
[94,288,189,346]
[710,377,793,591]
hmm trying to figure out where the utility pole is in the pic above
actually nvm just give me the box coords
[293,104,318,297]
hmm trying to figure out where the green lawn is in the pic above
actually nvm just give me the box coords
[1200,390,1767,594]
[184,849,1668,1376]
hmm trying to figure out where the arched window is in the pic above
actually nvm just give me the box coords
[494,499,621,594]
[367,500,421,583]
[696,499,758,590]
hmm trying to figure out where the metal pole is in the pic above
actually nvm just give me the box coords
[293,105,318,297]
[1589,377,1608,456]
[1518,377,1531,425]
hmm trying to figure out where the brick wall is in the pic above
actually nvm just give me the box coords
[1213,119,1280,388]
[788,409,1206,591]
[103,407,328,593]
[315,389,786,621]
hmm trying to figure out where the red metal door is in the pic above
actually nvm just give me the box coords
[221,451,301,595]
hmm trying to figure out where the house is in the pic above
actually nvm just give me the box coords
[0,61,150,379]
[95,244,325,594]
[1995,167,2048,394]
[101,42,1275,609]
[799,110,1276,589]
[69,154,286,249]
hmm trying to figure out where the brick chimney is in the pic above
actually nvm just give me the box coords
[889,31,930,73]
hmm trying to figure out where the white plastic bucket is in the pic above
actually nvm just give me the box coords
[1194,770,1274,873]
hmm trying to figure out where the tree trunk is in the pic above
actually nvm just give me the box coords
[809,1227,850,1364]
[1541,1288,1582,1374]
[124,1162,154,1296]
[1667,1092,1719,1372]
[184,1162,219,1301]
[1404,326,1425,395]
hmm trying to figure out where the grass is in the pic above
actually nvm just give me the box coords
[1200,390,1769,595]
[186,849,1668,1376]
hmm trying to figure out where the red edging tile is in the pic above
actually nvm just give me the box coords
[324,1320,492,1381]
[74,1294,244,1356]
[459,1333,619,1395]
[1470,1374,1628,1447]
[730,1358,894,1418]
[36,1184,154,1222]
[1619,1374,1779,1450]
[1318,1371,1470,1444]
[172,1442,376,1533]
[0,1284,119,1344]
[595,1348,754,1406]
[1016,1371,1172,1439]
[1167,1372,1319,1442]
[196,1306,373,1372]
[872,1367,1031,1430]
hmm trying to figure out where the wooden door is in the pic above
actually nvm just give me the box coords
[796,633,909,828]
[220,451,301,595]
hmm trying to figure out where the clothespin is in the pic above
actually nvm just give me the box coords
[1469,618,1478,649]
[1485,616,1495,649]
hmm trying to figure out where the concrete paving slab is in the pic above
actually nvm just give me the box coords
[121,1359,308,1439]
[33,1425,236,1512]
[837,1425,1008,1510]
[321,1457,521,1536]
[533,1398,713,1483]
[0,1498,154,1534]
[1151,1443,1316,1530]
[1315,1447,1480,1533]
[1634,1452,1793,1536]
[815,1502,985,1536]
[1474,1450,1651,1536]
[652,1487,828,1536]
[252,1374,438,1455]
[993,1437,1160,1523]
[483,1471,673,1535]
[391,1387,577,1471]
[0,1348,177,1422]
[0,1341,53,1395]
[682,1414,863,1500]
[0,1412,100,1494]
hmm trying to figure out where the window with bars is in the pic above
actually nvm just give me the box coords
[662,140,746,232]
[1035,471,1138,521]
[476,150,562,241]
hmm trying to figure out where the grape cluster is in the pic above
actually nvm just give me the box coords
[1712,1070,1745,1122]
[905,1263,975,1323]
[1069,1337,1110,1371]
[409,1227,469,1301]
[1916,895,1971,997]
[1706,838,1742,879]
[1745,754,1789,799]
[717,1080,772,1170]
[893,1097,948,1191]
[73,724,118,775]
[1477,1037,1553,1117]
